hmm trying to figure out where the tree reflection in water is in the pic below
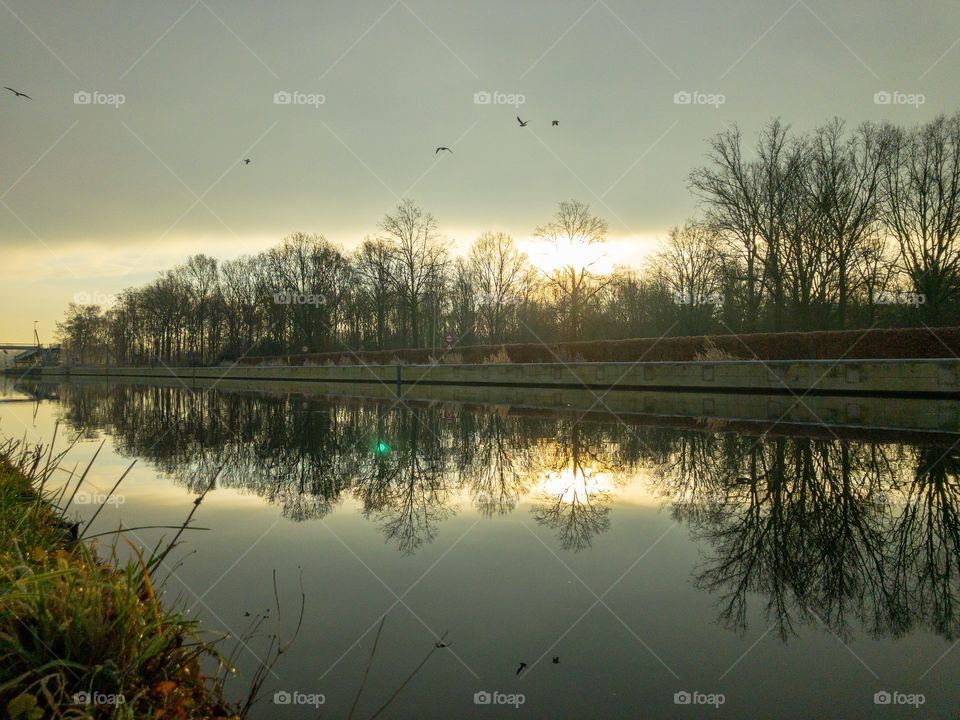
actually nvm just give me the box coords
[354,410,454,555]
[28,381,960,643]
[462,406,530,518]
[891,447,960,639]
[648,428,960,643]
[528,423,621,552]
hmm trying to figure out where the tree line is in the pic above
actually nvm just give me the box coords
[57,113,960,365]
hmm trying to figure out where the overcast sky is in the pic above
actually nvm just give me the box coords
[2,0,959,341]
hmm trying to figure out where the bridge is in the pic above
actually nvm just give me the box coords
[0,343,61,368]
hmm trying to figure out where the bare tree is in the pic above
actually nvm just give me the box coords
[882,113,960,321]
[378,199,449,347]
[468,232,531,343]
[267,233,349,351]
[179,254,220,363]
[690,124,765,327]
[353,238,395,350]
[691,120,807,330]
[535,200,610,340]
[56,303,106,364]
[652,220,724,332]
[220,255,268,357]
[805,120,890,328]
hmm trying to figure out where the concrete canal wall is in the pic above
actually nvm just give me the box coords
[27,358,960,397]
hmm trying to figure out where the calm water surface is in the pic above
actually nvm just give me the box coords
[1,378,958,719]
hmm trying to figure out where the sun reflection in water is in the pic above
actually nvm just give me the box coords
[534,466,614,503]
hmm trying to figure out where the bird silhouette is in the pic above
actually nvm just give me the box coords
[435,147,452,154]
[4,86,31,99]
[552,120,559,126]
[516,116,528,127]
[516,662,528,676]
[243,158,251,165]
[552,656,560,664]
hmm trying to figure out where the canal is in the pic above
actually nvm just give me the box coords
[1,377,957,718]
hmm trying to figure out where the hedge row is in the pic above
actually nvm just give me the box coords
[238,326,960,366]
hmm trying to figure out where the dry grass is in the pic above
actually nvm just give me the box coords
[694,340,739,361]
[0,435,297,719]
[483,347,512,364]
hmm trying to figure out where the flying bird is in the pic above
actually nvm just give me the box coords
[552,656,560,664]
[4,86,31,99]
[515,662,528,676]
[435,146,453,154]
[516,116,528,127]
[552,120,559,126]
[243,158,251,165]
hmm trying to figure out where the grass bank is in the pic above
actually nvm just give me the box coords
[0,437,242,719]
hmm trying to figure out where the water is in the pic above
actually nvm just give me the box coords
[1,377,958,718]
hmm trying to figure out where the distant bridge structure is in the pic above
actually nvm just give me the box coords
[0,343,61,368]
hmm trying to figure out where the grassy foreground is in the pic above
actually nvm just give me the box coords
[0,438,242,719]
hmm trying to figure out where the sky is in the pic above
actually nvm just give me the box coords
[1,0,959,342]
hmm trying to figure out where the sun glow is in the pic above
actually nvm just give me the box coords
[517,234,658,275]
[518,236,609,274]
